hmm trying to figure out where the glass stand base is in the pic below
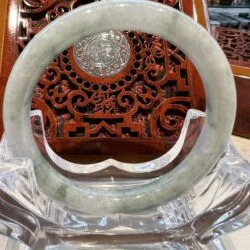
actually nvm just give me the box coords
[0,110,249,249]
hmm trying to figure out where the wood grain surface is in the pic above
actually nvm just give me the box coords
[0,0,8,75]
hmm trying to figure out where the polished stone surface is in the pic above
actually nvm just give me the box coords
[3,0,236,214]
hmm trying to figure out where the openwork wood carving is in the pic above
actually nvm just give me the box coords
[17,0,203,159]
[213,27,250,67]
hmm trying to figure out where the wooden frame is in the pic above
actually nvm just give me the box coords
[0,0,19,134]
[0,0,8,75]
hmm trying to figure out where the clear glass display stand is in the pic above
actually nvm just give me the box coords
[0,109,249,249]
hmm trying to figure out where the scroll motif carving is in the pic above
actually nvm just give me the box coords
[20,0,60,14]
[213,27,250,67]
[18,0,197,155]
[152,0,179,6]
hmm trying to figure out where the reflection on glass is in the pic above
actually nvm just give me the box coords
[208,0,250,7]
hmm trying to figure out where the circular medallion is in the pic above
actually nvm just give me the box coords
[73,31,130,77]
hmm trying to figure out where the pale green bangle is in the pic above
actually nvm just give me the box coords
[3,0,236,214]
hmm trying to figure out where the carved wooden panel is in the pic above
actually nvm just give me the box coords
[213,27,250,67]
[1,0,206,161]
[212,26,250,138]
[211,26,250,139]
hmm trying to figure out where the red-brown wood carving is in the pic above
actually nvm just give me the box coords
[3,0,206,161]
[212,27,250,138]
[213,27,250,68]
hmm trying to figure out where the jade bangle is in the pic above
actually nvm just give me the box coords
[3,0,236,214]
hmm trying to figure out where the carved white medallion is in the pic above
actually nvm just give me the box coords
[73,31,130,77]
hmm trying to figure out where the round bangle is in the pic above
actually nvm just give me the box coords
[3,0,236,214]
